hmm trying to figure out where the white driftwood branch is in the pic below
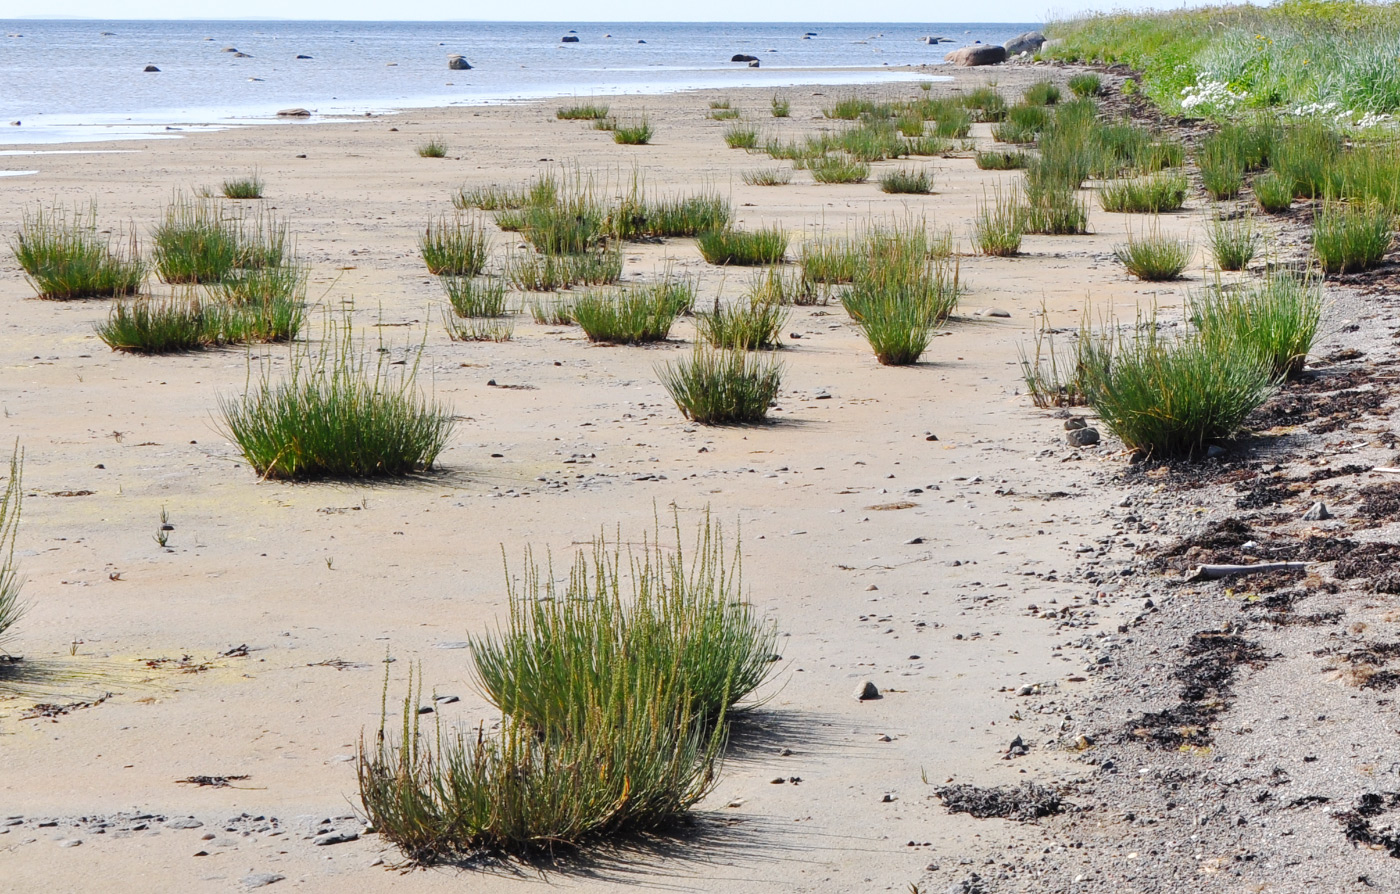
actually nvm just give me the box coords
[1186,562,1310,582]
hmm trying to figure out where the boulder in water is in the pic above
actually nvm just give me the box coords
[748,60,760,68]
[560,35,579,43]
[277,108,312,118]
[295,54,312,59]
[143,64,160,72]
[447,54,471,70]
[1004,30,1046,56]
[731,53,759,63]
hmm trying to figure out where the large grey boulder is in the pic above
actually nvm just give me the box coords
[1004,30,1046,56]
[560,35,579,43]
[447,54,471,70]
[944,45,1007,67]
[731,53,758,62]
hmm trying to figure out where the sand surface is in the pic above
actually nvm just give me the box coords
[0,63,1269,892]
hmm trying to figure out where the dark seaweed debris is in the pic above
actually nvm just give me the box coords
[1336,792,1400,858]
[935,782,1065,821]
[1126,630,1267,749]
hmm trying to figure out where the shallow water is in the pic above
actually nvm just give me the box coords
[0,20,1035,144]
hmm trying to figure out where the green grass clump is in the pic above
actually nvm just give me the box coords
[1113,224,1192,280]
[152,196,287,284]
[10,202,145,300]
[455,175,557,212]
[975,150,1028,170]
[771,95,791,117]
[709,99,731,110]
[214,264,306,308]
[1068,73,1102,97]
[1019,311,1089,408]
[960,86,1008,121]
[526,294,575,325]
[1272,121,1343,200]
[419,215,490,276]
[557,103,610,120]
[697,227,788,266]
[1022,183,1090,236]
[442,275,509,317]
[746,265,815,306]
[905,135,952,156]
[416,139,448,158]
[879,168,933,194]
[930,106,972,139]
[741,167,792,186]
[97,287,304,354]
[632,194,733,239]
[799,236,860,286]
[993,104,1051,143]
[809,155,870,184]
[696,298,788,349]
[659,347,783,424]
[572,282,692,344]
[221,172,264,199]
[1080,321,1275,459]
[0,446,23,650]
[1253,172,1293,213]
[1197,142,1244,200]
[362,517,773,860]
[445,315,514,342]
[824,96,892,120]
[895,113,925,137]
[723,123,760,149]
[1098,172,1188,213]
[1192,272,1323,379]
[507,245,623,291]
[709,108,741,121]
[841,286,938,366]
[219,321,453,480]
[841,246,959,365]
[1023,80,1063,105]
[613,119,653,145]
[972,186,1024,257]
[1313,200,1393,274]
[1205,212,1258,271]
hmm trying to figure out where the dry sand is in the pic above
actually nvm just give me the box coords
[0,63,1296,893]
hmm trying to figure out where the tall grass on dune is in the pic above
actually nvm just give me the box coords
[659,346,784,424]
[419,215,491,276]
[1079,318,1276,459]
[360,517,777,859]
[219,321,454,480]
[10,203,146,300]
[697,227,788,266]
[1192,272,1323,379]
[0,446,25,650]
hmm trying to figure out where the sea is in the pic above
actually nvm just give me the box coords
[0,20,1037,146]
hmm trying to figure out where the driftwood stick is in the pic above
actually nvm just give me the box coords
[1186,562,1310,582]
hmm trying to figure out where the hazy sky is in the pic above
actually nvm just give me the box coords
[6,1,1186,24]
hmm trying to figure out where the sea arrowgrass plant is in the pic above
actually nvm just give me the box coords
[741,167,792,186]
[1079,319,1276,459]
[444,314,514,343]
[659,347,784,424]
[841,286,938,366]
[221,171,264,199]
[419,215,490,276]
[746,265,815,306]
[10,202,145,300]
[879,168,933,194]
[1205,211,1259,271]
[809,155,870,184]
[1253,172,1293,213]
[416,139,448,158]
[572,281,692,344]
[1313,200,1393,274]
[771,95,791,117]
[613,118,653,145]
[1113,223,1192,280]
[799,236,861,286]
[972,185,1024,257]
[526,294,576,325]
[1098,172,1188,213]
[441,275,509,317]
[723,123,760,149]
[152,195,287,284]
[1068,72,1102,97]
[506,245,623,291]
[219,320,454,480]
[697,227,788,265]
[975,150,1028,170]
[1019,310,1089,408]
[95,293,210,353]
[0,445,23,650]
[695,298,788,349]
[1023,80,1063,105]
[557,103,610,120]
[1192,272,1323,379]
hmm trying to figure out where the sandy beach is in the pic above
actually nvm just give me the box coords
[3,59,1398,893]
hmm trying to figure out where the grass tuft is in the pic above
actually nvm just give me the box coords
[441,275,509,317]
[419,215,490,276]
[1313,200,1392,275]
[659,347,783,424]
[10,202,145,300]
[741,167,792,186]
[0,446,22,650]
[808,155,870,184]
[723,123,760,149]
[572,281,692,344]
[972,185,1024,257]
[557,103,610,120]
[879,168,933,194]
[975,150,1028,170]
[1253,172,1293,214]
[152,195,287,284]
[697,227,788,266]
[1192,273,1323,379]
[1098,172,1188,213]
[416,139,448,158]
[1205,212,1258,271]
[1068,72,1102,97]
[1113,224,1191,281]
[614,118,654,145]
[696,298,788,349]
[221,172,264,199]
[771,95,791,117]
[219,320,454,480]
[1023,80,1063,105]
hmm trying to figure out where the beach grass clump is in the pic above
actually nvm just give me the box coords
[1197,142,1244,201]
[445,315,514,343]
[841,286,938,366]
[709,108,741,121]
[1023,80,1063,106]
[905,135,952,156]
[879,168,933,194]
[823,96,892,120]
[219,321,453,480]
[526,294,575,325]
[1272,121,1343,200]
[506,245,623,291]
[770,95,791,117]
[442,275,509,317]
[635,193,733,239]
[1019,312,1089,408]
[557,102,611,120]
[1098,172,1189,213]
[960,86,1008,121]
[0,446,23,650]
[799,236,861,286]
[221,172,264,200]
[613,118,654,145]
[95,293,210,353]
[741,167,792,186]
[975,150,1028,170]
[833,119,908,161]
[723,123,759,149]
[1080,321,1275,459]
[992,104,1051,143]
[1253,172,1293,213]
[930,106,973,139]
[1313,200,1393,274]
[214,263,306,307]
[1205,212,1258,271]
[1068,72,1102,97]
[896,113,925,137]
[416,139,448,158]
[1192,272,1323,378]
[696,298,788,350]
[593,117,618,132]
[842,245,960,364]
[152,195,287,284]
[746,265,815,306]
[572,282,691,344]
[1021,183,1090,236]
[455,174,558,212]
[659,347,783,424]
[1113,224,1192,280]
[10,203,145,300]
[972,185,1024,257]
[419,215,491,276]
[697,227,788,266]
[809,155,870,184]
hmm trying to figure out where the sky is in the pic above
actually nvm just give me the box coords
[4,1,1195,25]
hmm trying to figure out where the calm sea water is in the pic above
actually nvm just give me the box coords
[0,20,1036,145]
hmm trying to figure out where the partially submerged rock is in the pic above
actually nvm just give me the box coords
[944,45,1007,67]
[276,108,312,118]
[447,54,471,70]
